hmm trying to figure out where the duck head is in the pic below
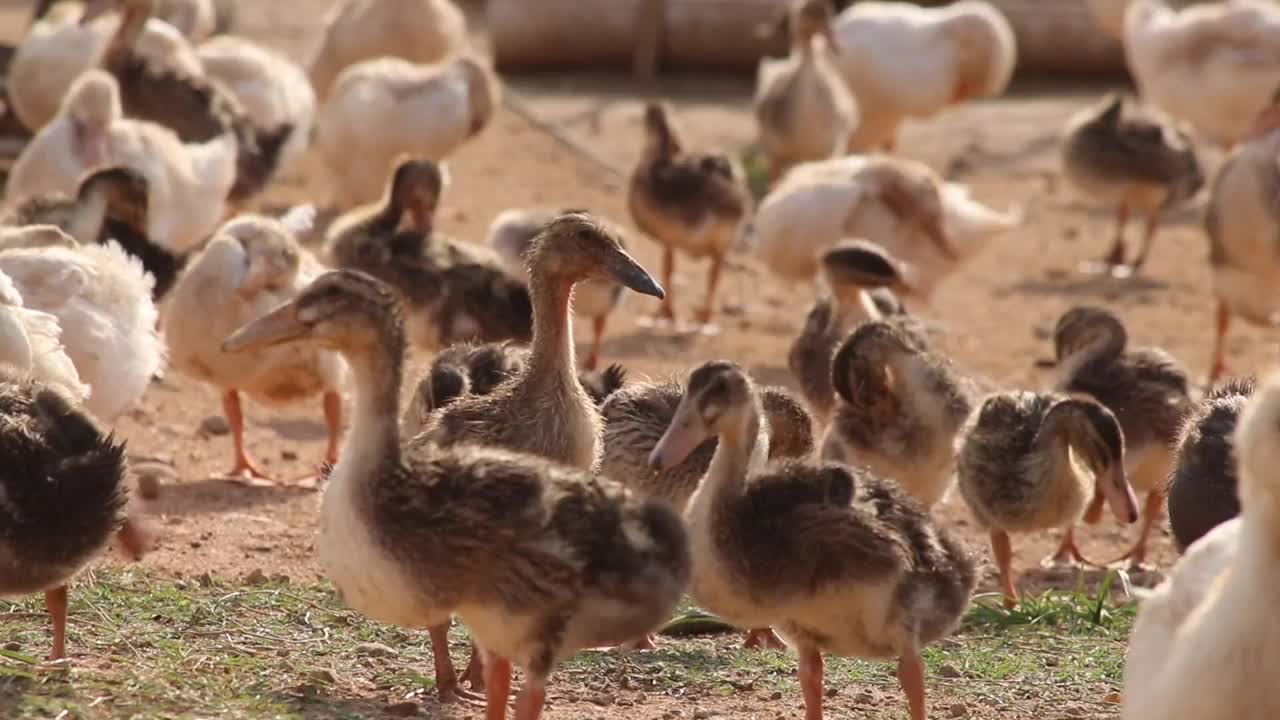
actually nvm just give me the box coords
[387,157,446,234]
[650,360,756,470]
[62,70,120,170]
[1041,397,1139,525]
[527,212,664,299]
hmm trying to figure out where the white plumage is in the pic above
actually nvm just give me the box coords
[0,265,90,404]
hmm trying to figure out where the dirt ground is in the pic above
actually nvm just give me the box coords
[2,1,1271,718]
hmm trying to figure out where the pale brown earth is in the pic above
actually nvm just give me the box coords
[1,1,1272,719]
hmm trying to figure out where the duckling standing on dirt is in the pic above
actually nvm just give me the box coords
[788,239,925,420]
[957,390,1140,606]
[821,320,974,509]
[1061,93,1203,278]
[629,102,750,328]
[650,360,975,720]
[1047,306,1191,568]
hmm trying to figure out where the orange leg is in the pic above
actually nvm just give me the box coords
[990,529,1018,608]
[743,628,786,650]
[45,586,68,661]
[513,675,548,720]
[898,648,928,720]
[222,390,273,485]
[798,645,824,720]
[1041,527,1102,568]
[654,247,676,321]
[485,655,513,720]
[1082,485,1106,524]
[430,623,485,705]
[1106,490,1165,569]
[1126,210,1161,274]
[290,391,343,489]
[583,315,606,371]
[462,639,486,691]
[1209,300,1232,383]
[694,253,724,326]
[620,633,658,650]
[1082,204,1128,273]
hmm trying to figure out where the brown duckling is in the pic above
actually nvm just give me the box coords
[1166,376,1253,553]
[2,166,184,299]
[81,0,293,203]
[488,206,628,370]
[325,156,533,350]
[221,269,689,718]
[650,360,975,720]
[956,390,1140,606]
[1048,306,1191,568]
[1061,93,1203,277]
[788,239,925,420]
[821,320,974,509]
[0,371,148,660]
[629,102,750,327]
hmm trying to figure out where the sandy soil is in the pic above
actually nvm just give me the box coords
[2,0,1271,718]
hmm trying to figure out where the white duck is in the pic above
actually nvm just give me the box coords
[164,207,348,486]
[1121,370,1280,719]
[825,0,1017,152]
[5,70,238,256]
[7,0,203,133]
[1122,0,1280,148]
[0,225,163,424]
[316,54,499,209]
[195,34,316,172]
[0,254,89,403]
[307,0,468,100]
[748,154,1022,299]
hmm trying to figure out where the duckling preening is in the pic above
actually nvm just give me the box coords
[957,391,1139,606]
[1061,93,1203,278]
[650,360,974,720]
[0,371,146,660]
[221,270,689,720]
[1049,306,1191,568]
[629,102,750,328]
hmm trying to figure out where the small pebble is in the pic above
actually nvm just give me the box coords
[853,691,875,705]
[306,669,337,685]
[355,642,397,658]
[200,415,230,435]
[243,568,269,586]
[825,687,838,699]
[1104,691,1122,704]
[3,641,20,651]
[134,473,163,500]
[937,663,962,678]
[281,450,298,461]
[590,693,615,706]
[197,572,215,587]
[949,702,968,718]
[769,691,783,701]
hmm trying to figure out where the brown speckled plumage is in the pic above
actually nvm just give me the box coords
[1166,376,1254,553]
[822,320,973,507]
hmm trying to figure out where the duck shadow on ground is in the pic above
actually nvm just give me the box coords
[149,477,310,518]
[258,416,329,443]
[599,328,705,364]
[993,271,1172,301]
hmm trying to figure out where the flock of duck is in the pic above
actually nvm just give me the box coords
[0,0,1279,718]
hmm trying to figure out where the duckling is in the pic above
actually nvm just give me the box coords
[164,208,347,486]
[956,391,1140,606]
[1166,376,1253,553]
[0,267,88,402]
[821,320,974,509]
[324,157,533,350]
[0,371,147,660]
[220,269,690,718]
[754,0,858,184]
[1122,370,1280,720]
[1061,93,1204,277]
[788,239,924,420]
[82,0,293,204]
[649,360,975,720]
[3,166,183,300]
[488,207,628,370]
[0,226,164,425]
[1203,90,1280,383]
[629,102,751,327]
[1047,305,1191,568]
[413,212,664,472]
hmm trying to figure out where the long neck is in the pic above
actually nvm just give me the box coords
[110,2,151,53]
[1057,332,1125,388]
[70,185,108,243]
[704,401,768,502]
[829,286,870,331]
[527,270,577,384]
[1031,416,1091,510]
[340,322,406,474]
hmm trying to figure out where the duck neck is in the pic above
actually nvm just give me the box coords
[339,321,406,476]
[111,0,152,52]
[829,286,870,331]
[70,184,108,243]
[527,271,577,386]
[703,401,769,504]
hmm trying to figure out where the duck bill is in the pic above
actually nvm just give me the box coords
[80,0,113,24]
[648,403,706,471]
[606,250,665,299]
[1099,464,1140,525]
[222,301,307,353]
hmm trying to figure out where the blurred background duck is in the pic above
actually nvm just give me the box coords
[0,371,146,661]
[821,319,974,509]
[488,206,629,370]
[753,0,858,185]
[0,257,87,401]
[649,360,974,720]
[1047,306,1190,568]
[628,102,750,328]
[788,239,923,421]
[750,154,1020,298]
[1166,376,1253,553]
[165,208,347,487]
[1203,90,1280,383]
[324,156,533,351]
[1122,371,1280,720]
[1060,93,1203,278]
[316,54,498,209]
[956,391,1139,606]
[220,269,689,719]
